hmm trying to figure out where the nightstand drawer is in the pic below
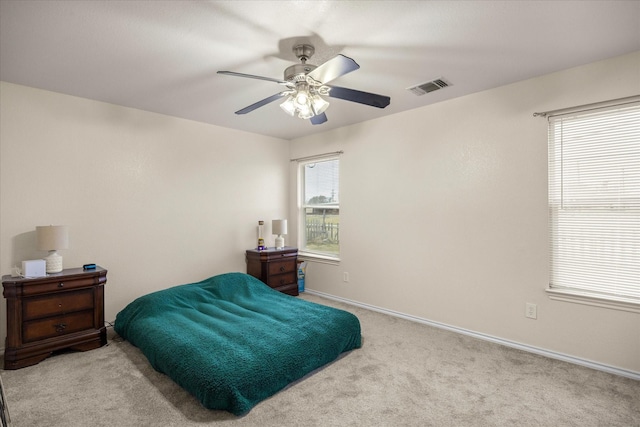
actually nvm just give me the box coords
[268,260,296,275]
[266,272,297,287]
[22,276,96,296]
[23,310,95,342]
[23,289,94,320]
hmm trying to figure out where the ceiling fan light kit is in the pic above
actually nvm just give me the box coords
[280,81,331,120]
[218,44,390,125]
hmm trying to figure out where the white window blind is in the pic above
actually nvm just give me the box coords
[548,100,640,307]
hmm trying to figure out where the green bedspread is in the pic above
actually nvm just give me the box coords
[114,272,362,415]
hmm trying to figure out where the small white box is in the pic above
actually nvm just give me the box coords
[22,259,47,278]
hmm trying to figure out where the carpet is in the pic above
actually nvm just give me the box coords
[2,293,638,426]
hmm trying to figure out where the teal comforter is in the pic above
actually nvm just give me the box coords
[114,272,361,415]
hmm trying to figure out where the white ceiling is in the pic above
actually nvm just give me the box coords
[1,1,639,140]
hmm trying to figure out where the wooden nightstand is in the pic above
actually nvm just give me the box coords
[246,247,298,296]
[2,266,107,369]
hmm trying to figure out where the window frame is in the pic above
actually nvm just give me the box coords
[297,155,341,263]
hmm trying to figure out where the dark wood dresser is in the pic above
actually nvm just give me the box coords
[246,247,298,296]
[2,266,107,369]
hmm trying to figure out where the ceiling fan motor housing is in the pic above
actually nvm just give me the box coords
[284,63,317,82]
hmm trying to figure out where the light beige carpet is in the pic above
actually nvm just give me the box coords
[2,293,638,427]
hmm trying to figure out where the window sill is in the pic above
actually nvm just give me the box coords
[298,251,340,266]
[546,288,640,313]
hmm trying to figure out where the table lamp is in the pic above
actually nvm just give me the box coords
[272,219,287,249]
[36,225,69,273]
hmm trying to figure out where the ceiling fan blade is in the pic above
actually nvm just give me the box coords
[310,113,328,125]
[235,93,285,115]
[306,54,360,85]
[327,86,390,109]
[218,71,288,85]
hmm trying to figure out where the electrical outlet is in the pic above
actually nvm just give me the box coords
[525,303,537,319]
[343,272,349,283]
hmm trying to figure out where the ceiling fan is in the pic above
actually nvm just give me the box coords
[217,44,391,125]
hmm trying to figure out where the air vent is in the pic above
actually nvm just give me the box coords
[407,78,452,96]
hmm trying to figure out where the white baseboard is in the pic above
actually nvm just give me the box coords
[305,289,640,381]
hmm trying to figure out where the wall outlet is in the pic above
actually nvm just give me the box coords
[343,272,349,283]
[525,303,537,319]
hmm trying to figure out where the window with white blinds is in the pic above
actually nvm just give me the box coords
[298,156,340,260]
[547,100,640,310]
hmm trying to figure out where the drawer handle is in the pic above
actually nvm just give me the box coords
[54,323,67,332]
[58,282,64,288]
[280,279,285,285]
[279,266,285,272]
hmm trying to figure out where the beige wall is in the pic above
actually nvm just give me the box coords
[0,82,290,340]
[289,51,640,374]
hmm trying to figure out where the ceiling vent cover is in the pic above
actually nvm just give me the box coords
[407,78,451,96]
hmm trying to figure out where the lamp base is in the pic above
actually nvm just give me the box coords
[44,251,63,273]
[275,235,284,250]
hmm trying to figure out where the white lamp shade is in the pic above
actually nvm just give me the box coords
[272,219,287,236]
[36,225,69,251]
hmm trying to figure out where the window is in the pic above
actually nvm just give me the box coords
[298,156,340,260]
[547,100,639,312]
